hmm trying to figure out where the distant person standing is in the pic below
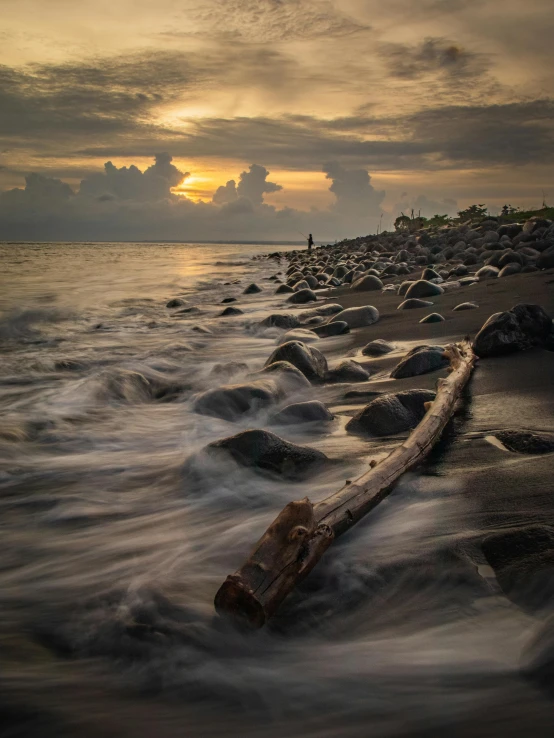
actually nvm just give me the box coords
[307,233,314,251]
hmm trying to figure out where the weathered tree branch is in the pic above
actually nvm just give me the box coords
[215,340,476,629]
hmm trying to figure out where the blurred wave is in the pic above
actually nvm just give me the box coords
[0,241,552,738]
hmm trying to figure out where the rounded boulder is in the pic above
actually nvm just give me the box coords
[287,288,318,305]
[350,275,383,292]
[270,401,334,425]
[346,389,436,436]
[390,345,448,378]
[329,305,379,328]
[361,339,395,356]
[264,340,328,381]
[405,280,444,299]
[207,429,328,481]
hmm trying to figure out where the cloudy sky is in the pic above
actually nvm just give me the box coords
[0,0,553,241]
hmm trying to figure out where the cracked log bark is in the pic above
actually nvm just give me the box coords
[215,340,476,629]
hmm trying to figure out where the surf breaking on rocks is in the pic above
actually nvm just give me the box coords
[1,226,554,738]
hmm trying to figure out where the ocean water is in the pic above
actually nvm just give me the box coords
[0,241,552,737]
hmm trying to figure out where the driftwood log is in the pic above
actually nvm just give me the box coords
[215,340,476,628]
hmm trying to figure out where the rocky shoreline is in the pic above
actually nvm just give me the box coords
[166,213,554,635]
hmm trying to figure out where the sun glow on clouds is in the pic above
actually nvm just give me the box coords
[1,0,553,239]
[171,167,338,208]
[172,174,216,201]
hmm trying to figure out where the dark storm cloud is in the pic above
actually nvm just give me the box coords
[0,46,303,150]
[377,37,489,80]
[2,38,551,175]
[3,53,553,175]
[406,100,554,166]
[0,52,190,142]
[149,100,554,170]
[70,114,430,170]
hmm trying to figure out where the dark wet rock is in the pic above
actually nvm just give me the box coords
[278,328,319,344]
[482,230,500,244]
[210,362,249,380]
[344,388,383,400]
[391,345,448,378]
[333,264,349,279]
[243,283,262,294]
[398,298,434,310]
[450,265,469,277]
[220,306,244,316]
[474,311,524,357]
[495,430,554,454]
[484,251,502,267]
[440,280,462,292]
[326,359,370,383]
[499,223,523,239]
[419,313,445,324]
[287,288,317,304]
[405,280,444,299]
[292,279,310,292]
[330,305,379,328]
[166,298,188,309]
[344,269,363,284]
[298,303,344,320]
[537,248,554,270]
[482,525,554,610]
[275,284,295,294]
[476,265,499,279]
[101,367,187,403]
[302,316,326,327]
[361,339,395,356]
[422,268,441,280]
[473,303,552,357]
[346,389,436,436]
[192,325,211,334]
[221,297,237,303]
[512,303,553,341]
[251,361,311,392]
[398,281,414,296]
[174,306,201,315]
[453,302,479,311]
[264,340,328,381]
[270,400,334,425]
[193,381,279,421]
[499,263,522,277]
[524,217,552,234]
[498,250,524,267]
[207,429,328,480]
[313,321,350,338]
[351,275,383,292]
[259,313,300,330]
